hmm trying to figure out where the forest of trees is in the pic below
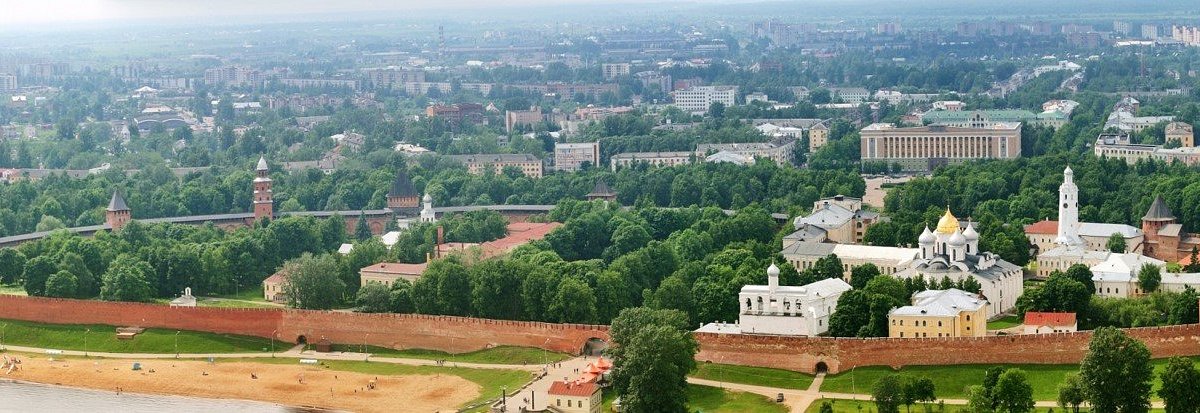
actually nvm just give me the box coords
[0,155,862,238]
[347,200,809,324]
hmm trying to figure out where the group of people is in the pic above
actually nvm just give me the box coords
[2,355,20,374]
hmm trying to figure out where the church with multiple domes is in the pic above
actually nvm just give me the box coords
[894,209,1024,318]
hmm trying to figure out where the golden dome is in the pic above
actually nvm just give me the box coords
[935,208,960,234]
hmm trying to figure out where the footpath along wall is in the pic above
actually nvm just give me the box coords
[2,295,1199,374]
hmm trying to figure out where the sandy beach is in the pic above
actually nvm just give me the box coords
[3,355,480,413]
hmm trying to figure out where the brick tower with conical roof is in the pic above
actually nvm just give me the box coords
[106,191,132,231]
[253,156,274,222]
[386,169,420,215]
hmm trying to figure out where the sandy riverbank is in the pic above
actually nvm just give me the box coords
[4,355,479,413]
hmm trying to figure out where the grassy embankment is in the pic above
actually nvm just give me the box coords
[0,318,271,353]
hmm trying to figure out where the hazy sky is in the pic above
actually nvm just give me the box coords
[0,0,700,25]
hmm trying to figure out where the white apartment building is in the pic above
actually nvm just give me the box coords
[671,86,738,113]
[554,142,600,172]
[0,74,16,92]
[601,63,631,80]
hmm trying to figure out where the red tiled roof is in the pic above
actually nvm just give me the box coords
[1024,312,1076,327]
[263,270,288,285]
[1024,220,1058,235]
[478,222,562,257]
[547,381,598,397]
[359,262,428,275]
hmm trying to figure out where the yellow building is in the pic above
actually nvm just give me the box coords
[888,289,987,338]
[359,262,428,288]
[808,123,829,151]
[1166,122,1194,147]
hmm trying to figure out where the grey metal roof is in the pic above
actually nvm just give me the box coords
[141,213,253,224]
[587,180,616,197]
[783,225,828,244]
[890,289,986,317]
[0,225,106,247]
[388,169,418,198]
[107,191,129,212]
[432,205,555,213]
[285,209,392,218]
[795,203,855,230]
[447,153,538,163]
[1143,196,1175,221]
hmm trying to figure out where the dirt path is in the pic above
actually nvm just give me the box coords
[3,355,479,413]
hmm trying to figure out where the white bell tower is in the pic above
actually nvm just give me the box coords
[1055,166,1081,246]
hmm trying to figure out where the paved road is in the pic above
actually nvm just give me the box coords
[0,343,539,372]
[498,356,593,412]
[3,345,1169,410]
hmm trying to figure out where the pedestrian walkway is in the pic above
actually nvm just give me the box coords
[0,343,538,372]
[0,344,1168,410]
[499,356,592,411]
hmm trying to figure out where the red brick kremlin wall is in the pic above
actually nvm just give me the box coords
[0,295,282,339]
[695,323,1200,374]
[278,311,609,354]
[2,295,1198,373]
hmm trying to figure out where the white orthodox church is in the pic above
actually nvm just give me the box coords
[894,210,1024,319]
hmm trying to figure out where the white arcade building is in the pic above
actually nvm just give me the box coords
[697,264,852,336]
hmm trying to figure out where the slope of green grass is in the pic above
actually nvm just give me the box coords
[691,363,814,390]
[196,298,280,309]
[0,284,27,296]
[600,384,786,413]
[822,358,1200,401]
[686,384,788,413]
[806,398,970,413]
[330,344,570,365]
[986,315,1021,330]
[0,318,272,353]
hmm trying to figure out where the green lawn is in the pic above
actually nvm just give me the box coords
[986,315,1021,330]
[196,298,279,309]
[330,344,570,365]
[686,384,788,413]
[249,357,532,410]
[0,318,272,354]
[601,384,785,413]
[692,362,815,390]
[806,398,969,413]
[205,285,265,301]
[0,284,27,296]
[822,358,1200,401]
[807,398,1167,413]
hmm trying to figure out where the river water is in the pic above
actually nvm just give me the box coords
[0,380,310,412]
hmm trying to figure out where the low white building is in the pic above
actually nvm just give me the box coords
[699,264,851,336]
[736,264,852,336]
[1090,253,1165,298]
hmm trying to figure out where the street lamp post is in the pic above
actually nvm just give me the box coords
[271,329,277,357]
[501,386,507,412]
[84,328,90,357]
[175,330,180,358]
[0,323,6,351]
